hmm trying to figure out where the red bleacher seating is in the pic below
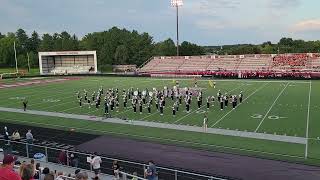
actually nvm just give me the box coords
[139,53,320,74]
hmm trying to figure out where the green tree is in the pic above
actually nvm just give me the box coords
[0,32,4,40]
[0,34,16,67]
[153,38,176,56]
[39,34,53,51]
[114,45,129,64]
[15,29,29,53]
[28,31,41,53]
[179,41,205,56]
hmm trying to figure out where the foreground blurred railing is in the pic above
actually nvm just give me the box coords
[0,139,228,180]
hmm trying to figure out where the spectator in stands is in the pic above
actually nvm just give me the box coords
[41,167,50,180]
[4,126,10,145]
[43,172,54,180]
[91,176,99,180]
[12,130,21,141]
[132,172,138,180]
[26,130,34,153]
[55,172,64,180]
[69,150,79,167]
[145,160,158,180]
[75,172,88,180]
[30,159,35,169]
[90,152,102,177]
[112,160,120,180]
[19,164,35,180]
[0,154,21,180]
[33,163,41,180]
[58,150,67,165]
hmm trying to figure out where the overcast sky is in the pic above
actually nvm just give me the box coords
[1,0,320,45]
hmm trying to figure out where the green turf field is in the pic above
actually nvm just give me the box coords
[0,76,319,165]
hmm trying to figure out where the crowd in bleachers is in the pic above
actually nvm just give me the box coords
[0,154,90,180]
[140,54,320,76]
[272,54,308,67]
[1,126,157,180]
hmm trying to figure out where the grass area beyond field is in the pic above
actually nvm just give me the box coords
[0,68,40,76]
[0,76,319,165]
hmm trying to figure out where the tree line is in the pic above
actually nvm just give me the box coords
[1,27,319,71]
[0,27,204,71]
[205,38,320,55]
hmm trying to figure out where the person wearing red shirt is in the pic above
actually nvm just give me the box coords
[0,154,22,180]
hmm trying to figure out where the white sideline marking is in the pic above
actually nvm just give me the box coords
[254,82,289,132]
[211,82,269,128]
[305,81,312,159]
[0,107,307,145]
[0,116,305,159]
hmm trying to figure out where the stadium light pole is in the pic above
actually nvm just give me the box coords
[171,0,183,56]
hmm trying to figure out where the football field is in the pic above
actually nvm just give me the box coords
[0,76,320,165]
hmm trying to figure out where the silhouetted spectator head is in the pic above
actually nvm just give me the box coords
[148,160,154,165]
[42,167,50,174]
[75,172,88,180]
[2,154,18,168]
[75,169,81,175]
[20,164,35,180]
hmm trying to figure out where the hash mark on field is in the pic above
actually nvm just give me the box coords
[254,82,289,133]
[305,81,312,159]
[210,82,269,128]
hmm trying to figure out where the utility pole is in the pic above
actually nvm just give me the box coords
[14,41,18,73]
[27,52,30,73]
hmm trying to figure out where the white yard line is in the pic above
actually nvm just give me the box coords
[254,82,290,133]
[305,81,312,159]
[174,83,246,124]
[210,82,269,128]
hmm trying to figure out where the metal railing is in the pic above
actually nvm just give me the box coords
[0,139,228,180]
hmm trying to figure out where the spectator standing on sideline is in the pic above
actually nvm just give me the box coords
[0,154,22,180]
[23,99,28,111]
[58,150,67,165]
[69,150,79,167]
[26,130,34,152]
[12,130,21,141]
[26,130,33,143]
[112,160,120,180]
[145,160,158,180]
[90,152,102,177]
[4,126,10,145]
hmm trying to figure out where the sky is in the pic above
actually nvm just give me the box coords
[1,0,320,45]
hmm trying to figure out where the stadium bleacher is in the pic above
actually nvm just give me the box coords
[139,53,320,75]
